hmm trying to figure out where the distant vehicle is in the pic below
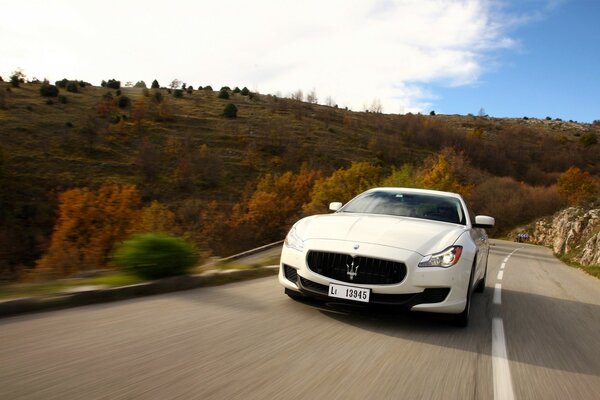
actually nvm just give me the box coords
[279,187,494,326]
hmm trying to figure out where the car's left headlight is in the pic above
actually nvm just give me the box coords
[418,246,463,268]
[284,226,304,252]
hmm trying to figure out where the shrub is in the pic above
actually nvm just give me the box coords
[116,89,122,96]
[223,103,238,118]
[152,91,163,103]
[220,86,231,92]
[10,69,25,87]
[56,78,68,88]
[241,87,250,96]
[58,95,67,104]
[218,89,229,99]
[40,84,59,97]
[102,79,121,89]
[46,99,54,105]
[233,87,241,93]
[580,132,598,147]
[113,233,197,279]
[79,80,91,88]
[430,110,436,116]
[173,89,184,98]
[66,81,79,93]
[117,95,131,109]
[151,79,160,89]
[142,88,150,97]
[204,85,213,91]
[186,86,193,94]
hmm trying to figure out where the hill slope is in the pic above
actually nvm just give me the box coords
[0,81,598,277]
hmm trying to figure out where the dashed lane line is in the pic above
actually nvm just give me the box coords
[492,248,519,400]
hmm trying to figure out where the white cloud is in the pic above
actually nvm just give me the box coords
[1,0,518,113]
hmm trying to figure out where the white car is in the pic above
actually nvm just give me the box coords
[279,187,494,326]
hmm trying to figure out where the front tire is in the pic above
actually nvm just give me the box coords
[454,263,476,327]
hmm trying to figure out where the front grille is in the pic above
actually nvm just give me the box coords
[306,251,406,285]
[283,264,298,283]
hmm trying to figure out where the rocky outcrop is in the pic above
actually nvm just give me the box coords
[532,207,600,266]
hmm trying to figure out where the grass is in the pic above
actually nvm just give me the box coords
[558,255,600,279]
[0,252,280,301]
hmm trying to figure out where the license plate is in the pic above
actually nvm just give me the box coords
[328,283,370,303]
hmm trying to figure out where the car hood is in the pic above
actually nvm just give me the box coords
[296,213,466,256]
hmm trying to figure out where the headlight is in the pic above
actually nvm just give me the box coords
[418,246,462,268]
[284,226,304,252]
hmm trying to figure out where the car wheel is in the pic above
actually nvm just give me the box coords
[454,264,475,327]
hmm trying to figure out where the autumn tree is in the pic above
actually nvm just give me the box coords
[130,201,178,235]
[303,162,381,214]
[419,149,474,199]
[557,167,599,205]
[228,166,322,247]
[37,185,141,275]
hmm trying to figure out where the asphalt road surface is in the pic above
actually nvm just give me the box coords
[1,240,599,399]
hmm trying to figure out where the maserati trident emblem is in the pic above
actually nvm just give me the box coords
[346,260,359,280]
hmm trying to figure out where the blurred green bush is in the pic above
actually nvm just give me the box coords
[113,233,197,279]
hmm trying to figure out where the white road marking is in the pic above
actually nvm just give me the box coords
[492,318,515,400]
[493,283,502,305]
[500,262,506,270]
[497,270,504,280]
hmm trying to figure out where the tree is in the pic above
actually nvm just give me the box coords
[303,162,381,214]
[306,89,318,104]
[169,79,182,90]
[151,79,160,89]
[102,79,121,89]
[39,83,59,97]
[478,107,486,117]
[10,68,25,88]
[134,80,147,88]
[557,167,598,205]
[223,103,238,118]
[36,185,141,275]
[241,87,250,96]
[227,166,322,247]
[218,89,229,99]
[290,89,303,101]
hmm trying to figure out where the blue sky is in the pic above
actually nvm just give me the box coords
[432,1,600,122]
[1,0,598,122]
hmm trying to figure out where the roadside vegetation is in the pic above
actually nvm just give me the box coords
[0,71,599,283]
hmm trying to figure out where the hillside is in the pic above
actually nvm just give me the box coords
[0,80,598,278]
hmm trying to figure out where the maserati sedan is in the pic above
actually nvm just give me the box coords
[279,187,494,326]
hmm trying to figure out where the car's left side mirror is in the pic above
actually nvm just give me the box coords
[329,202,343,212]
[474,215,495,228]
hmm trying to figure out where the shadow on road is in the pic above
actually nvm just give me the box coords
[289,286,600,377]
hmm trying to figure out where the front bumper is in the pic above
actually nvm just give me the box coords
[278,239,471,314]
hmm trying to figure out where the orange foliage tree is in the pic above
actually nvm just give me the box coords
[37,185,141,275]
[228,166,322,248]
[557,167,599,205]
[419,150,474,199]
[303,162,381,214]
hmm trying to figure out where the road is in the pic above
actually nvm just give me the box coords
[1,240,599,399]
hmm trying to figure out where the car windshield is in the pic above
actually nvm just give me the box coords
[340,190,466,225]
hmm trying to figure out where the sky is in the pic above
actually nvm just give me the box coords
[1,0,598,122]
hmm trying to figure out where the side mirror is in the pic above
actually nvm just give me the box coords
[329,202,343,212]
[474,215,495,228]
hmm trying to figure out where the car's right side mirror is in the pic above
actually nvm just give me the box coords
[329,202,343,212]
[474,215,495,228]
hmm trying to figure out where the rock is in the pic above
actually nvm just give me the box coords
[532,207,600,266]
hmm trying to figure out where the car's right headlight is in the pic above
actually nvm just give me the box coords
[284,226,304,252]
